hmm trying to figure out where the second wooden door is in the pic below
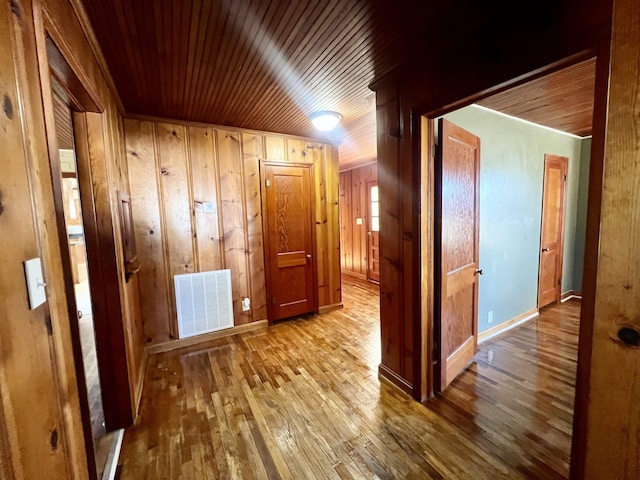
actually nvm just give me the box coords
[436,118,481,392]
[262,162,317,322]
[538,154,568,308]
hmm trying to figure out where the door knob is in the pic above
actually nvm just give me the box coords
[542,247,550,252]
[475,269,483,275]
[306,254,312,259]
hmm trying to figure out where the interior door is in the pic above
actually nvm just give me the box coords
[367,181,380,283]
[262,162,316,322]
[436,118,481,392]
[538,154,568,308]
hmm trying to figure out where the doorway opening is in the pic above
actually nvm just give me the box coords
[423,55,596,478]
[50,89,113,477]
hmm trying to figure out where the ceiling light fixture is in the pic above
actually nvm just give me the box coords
[310,111,342,131]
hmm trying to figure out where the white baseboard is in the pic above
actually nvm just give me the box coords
[478,308,539,343]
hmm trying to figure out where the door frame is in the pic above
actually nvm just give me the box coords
[417,51,606,402]
[35,18,133,447]
[260,160,319,323]
[537,154,569,308]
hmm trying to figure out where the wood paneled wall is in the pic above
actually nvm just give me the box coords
[0,0,145,477]
[125,117,341,345]
[339,163,377,278]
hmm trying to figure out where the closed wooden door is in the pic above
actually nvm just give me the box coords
[367,181,380,282]
[436,118,481,392]
[538,154,568,308]
[262,162,316,322]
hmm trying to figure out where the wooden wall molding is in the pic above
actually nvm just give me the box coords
[146,320,269,355]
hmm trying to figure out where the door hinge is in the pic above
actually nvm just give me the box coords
[271,297,275,305]
[265,179,271,188]
[564,174,567,181]
[558,278,562,286]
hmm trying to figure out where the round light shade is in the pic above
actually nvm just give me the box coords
[310,111,342,131]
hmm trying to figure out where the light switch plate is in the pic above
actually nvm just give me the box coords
[202,202,217,214]
[355,217,363,225]
[24,258,47,310]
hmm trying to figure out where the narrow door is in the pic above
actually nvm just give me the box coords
[436,118,481,392]
[538,154,568,308]
[367,181,380,283]
[262,163,316,322]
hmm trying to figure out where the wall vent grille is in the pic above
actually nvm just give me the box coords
[174,269,233,338]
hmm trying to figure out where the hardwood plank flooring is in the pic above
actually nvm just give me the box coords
[117,275,579,479]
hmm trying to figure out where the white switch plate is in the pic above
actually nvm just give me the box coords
[355,217,363,225]
[24,258,47,310]
[202,202,217,214]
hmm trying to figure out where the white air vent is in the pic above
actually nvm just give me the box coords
[174,269,234,338]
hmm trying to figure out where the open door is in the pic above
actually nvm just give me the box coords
[262,162,317,323]
[367,181,380,283]
[538,154,568,308]
[435,118,481,392]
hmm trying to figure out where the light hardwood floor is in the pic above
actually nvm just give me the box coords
[117,275,579,479]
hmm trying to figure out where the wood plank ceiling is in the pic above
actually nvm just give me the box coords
[81,1,595,169]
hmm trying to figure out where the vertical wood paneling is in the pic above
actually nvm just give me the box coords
[189,126,223,272]
[265,136,286,161]
[125,119,171,343]
[125,119,342,342]
[340,171,353,273]
[157,123,194,336]
[242,133,267,322]
[311,143,329,306]
[339,163,378,279]
[217,130,250,324]
[325,146,342,305]
[286,138,308,163]
[0,1,71,474]
[377,84,404,384]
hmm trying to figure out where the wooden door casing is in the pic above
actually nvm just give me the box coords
[436,118,481,392]
[538,154,568,309]
[262,162,317,323]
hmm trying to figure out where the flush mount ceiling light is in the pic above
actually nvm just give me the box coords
[309,111,342,131]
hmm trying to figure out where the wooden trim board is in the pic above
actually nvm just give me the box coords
[319,303,344,314]
[146,320,269,355]
[378,364,413,395]
[478,308,539,343]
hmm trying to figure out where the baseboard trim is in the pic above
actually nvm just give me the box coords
[340,270,367,281]
[319,302,343,314]
[378,364,413,395]
[561,290,582,302]
[101,428,124,480]
[146,320,269,355]
[133,348,148,421]
[479,308,539,343]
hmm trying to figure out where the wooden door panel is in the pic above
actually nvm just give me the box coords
[538,155,568,308]
[263,163,316,322]
[437,118,480,392]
